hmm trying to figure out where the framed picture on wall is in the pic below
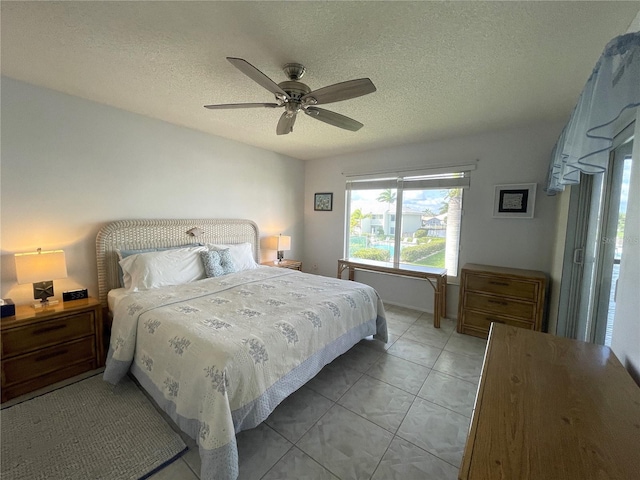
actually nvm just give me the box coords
[493,183,536,218]
[314,192,333,211]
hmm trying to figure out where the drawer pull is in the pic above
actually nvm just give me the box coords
[32,324,67,335]
[35,350,68,362]
[488,300,509,306]
[488,281,510,286]
[486,318,505,324]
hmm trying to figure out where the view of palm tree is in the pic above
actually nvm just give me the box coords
[376,189,396,209]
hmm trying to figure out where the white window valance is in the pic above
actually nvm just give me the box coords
[546,32,639,194]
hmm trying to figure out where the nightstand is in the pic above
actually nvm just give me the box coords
[1,298,103,403]
[260,259,303,271]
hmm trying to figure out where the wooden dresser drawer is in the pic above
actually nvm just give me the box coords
[462,310,535,333]
[464,292,535,320]
[457,264,547,338]
[465,273,538,301]
[1,311,95,357]
[2,337,96,387]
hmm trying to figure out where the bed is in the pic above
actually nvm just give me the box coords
[97,219,387,480]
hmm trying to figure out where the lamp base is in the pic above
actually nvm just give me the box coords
[32,299,60,309]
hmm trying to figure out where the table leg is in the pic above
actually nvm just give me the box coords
[434,283,441,329]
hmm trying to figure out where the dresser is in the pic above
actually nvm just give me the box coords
[459,323,640,479]
[457,263,546,338]
[1,298,103,402]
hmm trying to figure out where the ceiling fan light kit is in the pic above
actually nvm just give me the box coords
[204,57,376,135]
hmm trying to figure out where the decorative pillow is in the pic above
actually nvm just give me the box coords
[207,243,258,271]
[200,250,224,277]
[200,249,236,277]
[216,249,237,274]
[119,245,207,291]
[115,244,201,287]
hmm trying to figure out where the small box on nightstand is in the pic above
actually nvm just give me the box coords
[1,299,16,318]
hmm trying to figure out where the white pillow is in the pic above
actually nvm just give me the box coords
[119,245,208,291]
[207,243,258,271]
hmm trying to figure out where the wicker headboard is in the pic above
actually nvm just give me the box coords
[95,218,260,307]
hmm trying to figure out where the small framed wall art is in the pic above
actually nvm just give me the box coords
[314,192,333,211]
[493,183,536,219]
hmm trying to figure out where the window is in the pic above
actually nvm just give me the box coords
[346,172,468,276]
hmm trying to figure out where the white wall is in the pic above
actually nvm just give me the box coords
[1,77,305,305]
[304,122,564,318]
[610,110,640,384]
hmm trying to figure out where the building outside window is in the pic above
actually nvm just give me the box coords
[346,172,467,276]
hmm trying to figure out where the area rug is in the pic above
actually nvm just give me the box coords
[1,373,188,480]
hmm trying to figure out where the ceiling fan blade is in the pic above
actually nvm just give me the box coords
[204,103,279,110]
[277,112,297,135]
[301,78,376,105]
[304,107,363,131]
[227,57,289,99]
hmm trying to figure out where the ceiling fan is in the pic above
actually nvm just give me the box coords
[204,57,376,135]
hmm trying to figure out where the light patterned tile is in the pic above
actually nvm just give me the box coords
[387,338,443,368]
[432,350,483,384]
[417,370,478,418]
[444,332,488,358]
[306,360,363,401]
[236,424,292,480]
[387,322,413,338]
[397,398,470,467]
[385,307,422,328]
[338,375,415,432]
[402,323,452,349]
[415,314,457,334]
[181,447,201,478]
[371,437,459,480]
[297,404,393,480]
[367,354,431,395]
[147,458,200,480]
[266,386,334,443]
[333,343,384,373]
[262,447,339,480]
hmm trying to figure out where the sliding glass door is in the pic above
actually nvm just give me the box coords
[557,127,634,345]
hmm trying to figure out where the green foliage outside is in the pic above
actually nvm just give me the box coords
[352,248,391,262]
[413,249,445,268]
[617,213,626,240]
[414,229,428,238]
[400,238,445,263]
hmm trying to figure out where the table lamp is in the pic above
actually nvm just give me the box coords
[272,235,291,263]
[15,248,68,307]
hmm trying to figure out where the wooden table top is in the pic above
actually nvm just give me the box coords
[338,258,446,278]
[459,323,640,480]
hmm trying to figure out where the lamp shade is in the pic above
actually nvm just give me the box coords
[275,235,291,251]
[15,250,67,284]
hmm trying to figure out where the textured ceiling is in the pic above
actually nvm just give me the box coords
[2,1,638,161]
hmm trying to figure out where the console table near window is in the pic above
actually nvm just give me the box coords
[337,258,447,328]
[459,323,640,480]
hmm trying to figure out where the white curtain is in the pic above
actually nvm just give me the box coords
[546,32,640,194]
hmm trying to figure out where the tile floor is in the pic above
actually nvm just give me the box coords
[150,304,488,480]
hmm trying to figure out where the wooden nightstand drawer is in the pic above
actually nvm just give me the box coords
[2,337,96,387]
[1,312,95,357]
[465,273,538,301]
[464,292,535,321]
[0,298,103,402]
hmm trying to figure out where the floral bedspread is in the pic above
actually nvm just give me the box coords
[103,267,387,480]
